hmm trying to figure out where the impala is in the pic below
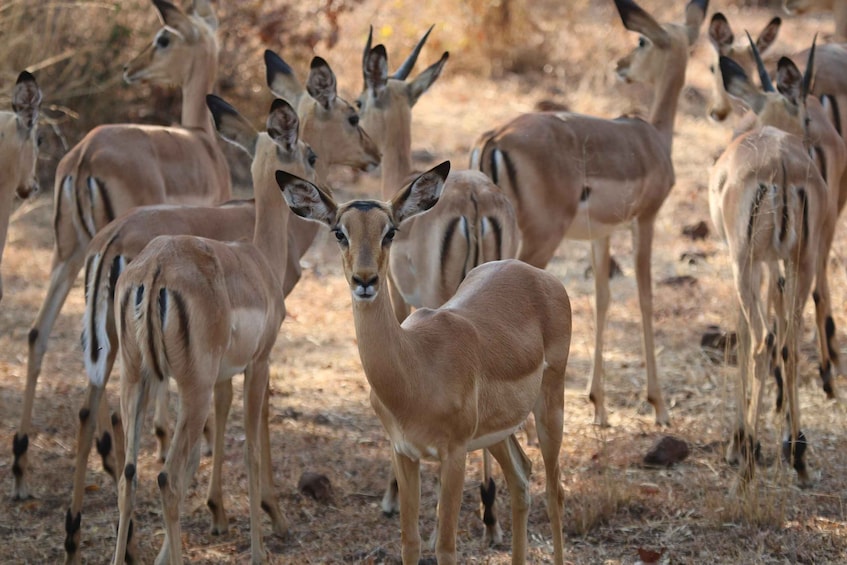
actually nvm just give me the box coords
[14,0,231,500]
[358,29,520,543]
[112,95,312,565]
[719,33,847,399]
[65,54,379,563]
[278,161,570,565]
[709,44,837,486]
[784,0,847,40]
[0,71,42,303]
[472,0,708,427]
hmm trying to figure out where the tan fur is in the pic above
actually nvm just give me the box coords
[472,0,708,427]
[279,162,571,564]
[784,0,847,40]
[14,0,230,501]
[112,98,313,565]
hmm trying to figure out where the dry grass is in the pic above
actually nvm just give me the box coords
[2,0,847,563]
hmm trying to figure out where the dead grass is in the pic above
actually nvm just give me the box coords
[2,0,847,564]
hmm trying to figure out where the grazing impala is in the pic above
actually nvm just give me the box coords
[472,0,708,427]
[65,56,379,563]
[13,0,230,500]
[719,33,847,399]
[0,71,42,303]
[112,95,312,565]
[709,44,836,486]
[358,28,520,543]
[278,161,570,565]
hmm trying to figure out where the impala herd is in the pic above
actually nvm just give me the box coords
[2,0,846,563]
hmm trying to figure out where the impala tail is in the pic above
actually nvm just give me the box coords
[81,245,126,387]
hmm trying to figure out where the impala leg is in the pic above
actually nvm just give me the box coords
[156,378,211,565]
[587,236,612,426]
[259,382,286,537]
[392,451,422,564]
[113,369,151,565]
[479,449,503,546]
[535,365,566,565]
[487,436,532,565]
[434,449,466,565]
[244,362,270,564]
[152,377,171,463]
[633,217,669,426]
[207,379,233,535]
[65,381,107,564]
[381,461,400,516]
[811,227,839,398]
[15,248,86,500]
[726,304,752,467]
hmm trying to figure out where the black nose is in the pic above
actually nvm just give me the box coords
[352,275,378,288]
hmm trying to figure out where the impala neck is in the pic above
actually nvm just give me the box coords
[377,104,414,200]
[181,53,218,137]
[836,2,847,40]
[647,57,685,155]
[251,146,289,284]
[351,282,416,411]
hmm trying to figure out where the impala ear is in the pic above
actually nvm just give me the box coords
[755,17,781,54]
[154,0,198,42]
[684,0,709,46]
[614,0,671,49]
[306,56,337,111]
[391,161,450,224]
[277,170,337,225]
[265,49,304,105]
[12,71,42,130]
[708,13,734,53]
[190,0,218,31]
[776,56,804,105]
[720,55,766,114]
[266,98,301,155]
[206,94,258,157]
[407,52,448,107]
[363,45,388,99]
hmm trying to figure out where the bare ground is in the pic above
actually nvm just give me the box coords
[3,1,847,563]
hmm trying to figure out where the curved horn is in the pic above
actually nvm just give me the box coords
[746,30,775,92]
[802,34,817,98]
[392,24,434,80]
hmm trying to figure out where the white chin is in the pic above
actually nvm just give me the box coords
[352,289,377,302]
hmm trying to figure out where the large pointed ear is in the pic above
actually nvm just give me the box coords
[190,0,218,31]
[12,71,42,130]
[153,0,198,42]
[206,94,258,157]
[708,13,734,53]
[363,45,388,99]
[684,0,709,46]
[277,170,337,225]
[407,52,448,107]
[391,161,450,224]
[756,17,781,54]
[306,56,337,111]
[266,98,301,154]
[614,0,671,49]
[265,49,304,105]
[720,56,766,113]
[776,56,804,105]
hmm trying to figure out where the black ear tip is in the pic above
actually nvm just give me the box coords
[771,16,782,25]
[436,160,451,178]
[206,94,236,118]
[310,56,328,69]
[275,169,293,186]
[270,98,294,114]
[711,12,727,24]
[373,44,387,57]
[16,70,36,84]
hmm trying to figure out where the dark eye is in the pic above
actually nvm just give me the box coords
[355,99,363,109]
[156,34,170,49]
[348,114,359,127]
[638,37,647,48]
[307,148,317,167]
[333,228,348,246]
[383,227,397,245]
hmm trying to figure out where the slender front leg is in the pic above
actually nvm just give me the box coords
[259,383,287,536]
[632,217,669,426]
[152,376,171,463]
[392,451,422,564]
[480,449,503,546]
[487,437,532,565]
[587,236,612,426]
[243,362,270,564]
[434,448,467,565]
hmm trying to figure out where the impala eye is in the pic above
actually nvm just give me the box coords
[383,227,397,245]
[333,228,348,246]
[348,114,360,127]
[156,34,170,49]
[638,37,647,48]
[307,148,317,168]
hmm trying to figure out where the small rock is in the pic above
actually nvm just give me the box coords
[643,435,689,467]
[298,472,333,503]
[682,220,709,240]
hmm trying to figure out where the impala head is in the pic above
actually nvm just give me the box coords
[707,13,781,122]
[1,71,42,200]
[123,0,218,86]
[358,25,449,152]
[614,0,708,86]
[783,0,835,14]
[719,34,818,138]
[278,161,450,302]
[206,94,317,191]
[265,50,380,175]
